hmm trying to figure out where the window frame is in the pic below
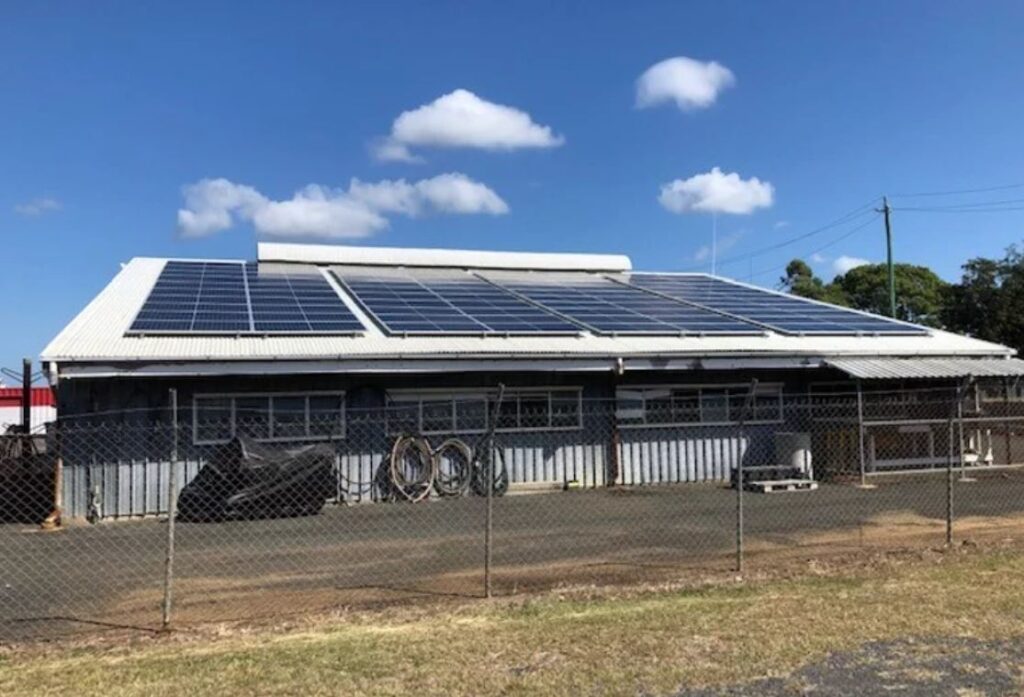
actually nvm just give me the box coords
[192,391,346,445]
[615,383,784,429]
[386,387,584,435]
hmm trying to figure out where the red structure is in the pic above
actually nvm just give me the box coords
[0,387,56,432]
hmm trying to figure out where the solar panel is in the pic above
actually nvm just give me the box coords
[483,273,764,335]
[627,274,929,335]
[334,270,582,334]
[248,264,364,333]
[128,261,363,335]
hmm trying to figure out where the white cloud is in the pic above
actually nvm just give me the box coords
[374,89,564,162]
[636,56,736,111]
[347,173,509,217]
[773,220,790,230]
[177,173,508,239]
[659,167,774,215]
[178,179,267,237]
[250,185,388,239]
[14,197,62,216]
[833,255,870,274]
[370,139,424,164]
[809,252,828,264]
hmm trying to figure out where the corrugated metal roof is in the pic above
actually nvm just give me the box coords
[39,257,1015,367]
[258,242,633,271]
[826,357,1024,380]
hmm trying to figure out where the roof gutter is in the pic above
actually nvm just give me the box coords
[49,353,968,380]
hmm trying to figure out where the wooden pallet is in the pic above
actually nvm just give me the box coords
[745,478,818,494]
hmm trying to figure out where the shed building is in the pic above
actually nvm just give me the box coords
[40,243,1024,519]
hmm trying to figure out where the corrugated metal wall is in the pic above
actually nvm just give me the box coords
[62,426,769,518]
[616,424,776,485]
[62,439,609,517]
[62,458,202,519]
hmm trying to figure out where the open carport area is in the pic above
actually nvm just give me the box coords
[3,469,1024,643]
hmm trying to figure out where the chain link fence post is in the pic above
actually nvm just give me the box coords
[946,378,972,547]
[483,384,505,599]
[735,379,758,574]
[161,388,179,631]
[946,409,955,547]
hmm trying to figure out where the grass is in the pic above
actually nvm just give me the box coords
[3,546,1024,696]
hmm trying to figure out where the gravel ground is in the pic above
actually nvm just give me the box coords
[677,636,1024,696]
[3,470,1024,641]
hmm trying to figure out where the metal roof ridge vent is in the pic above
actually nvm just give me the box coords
[257,242,632,272]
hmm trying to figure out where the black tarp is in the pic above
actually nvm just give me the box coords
[0,434,53,524]
[177,436,335,522]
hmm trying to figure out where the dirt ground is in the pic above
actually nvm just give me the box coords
[2,469,1023,642]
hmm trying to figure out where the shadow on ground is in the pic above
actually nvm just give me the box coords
[677,636,1024,697]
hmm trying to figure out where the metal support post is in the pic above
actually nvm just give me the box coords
[484,383,505,599]
[161,388,179,631]
[946,415,954,547]
[736,379,758,574]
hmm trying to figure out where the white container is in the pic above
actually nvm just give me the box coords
[775,432,813,479]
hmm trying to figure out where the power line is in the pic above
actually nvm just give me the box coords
[889,183,1024,199]
[686,198,880,272]
[743,213,881,283]
[895,206,1024,214]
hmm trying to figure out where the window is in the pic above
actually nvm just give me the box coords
[455,398,488,432]
[235,396,270,440]
[387,388,582,435]
[192,392,345,445]
[272,396,307,439]
[615,384,783,427]
[309,394,345,438]
[700,388,730,422]
[195,397,232,444]
[421,398,454,433]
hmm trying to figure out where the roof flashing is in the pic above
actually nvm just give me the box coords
[258,242,633,272]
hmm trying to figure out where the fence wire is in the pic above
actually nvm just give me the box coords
[3,382,1024,641]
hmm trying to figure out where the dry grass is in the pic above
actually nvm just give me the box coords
[3,542,1024,696]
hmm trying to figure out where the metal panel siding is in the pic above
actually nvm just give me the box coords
[60,439,609,519]
[61,459,201,519]
[617,426,770,484]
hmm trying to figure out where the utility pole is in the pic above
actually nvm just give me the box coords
[878,196,896,318]
[21,358,31,434]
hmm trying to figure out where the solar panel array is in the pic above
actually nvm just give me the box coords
[129,260,930,337]
[627,274,928,335]
[128,261,364,334]
[488,275,763,335]
[334,272,582,334]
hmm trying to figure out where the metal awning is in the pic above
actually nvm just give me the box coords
[826,356,1024,380]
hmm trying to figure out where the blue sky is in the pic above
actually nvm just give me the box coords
[3,1,1024,374]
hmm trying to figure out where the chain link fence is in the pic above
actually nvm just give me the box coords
[3,382,1024,641]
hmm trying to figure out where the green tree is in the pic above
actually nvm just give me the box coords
[832,263,948,327]
[780,259,827,300]
[942,245,1024,352]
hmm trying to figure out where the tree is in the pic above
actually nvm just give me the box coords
[779,260,847,307]
[942,245,1024,352]
[780,258,947,326]
[832,263,948,327]
[941,257,1003,341]
[780,260,827,300]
